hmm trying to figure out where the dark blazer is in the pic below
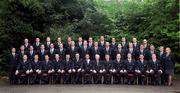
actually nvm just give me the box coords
[103,60,114,71]
[163,53,175,70]
[67,47,79,59]
[17,60,31,72]
[31,60,42,71]
[149,59,162,72]
[114,60,125,72]
[102,47,113,60]
[113,48,127,60]
[8,53,19,72]
[126,48,139,61]
[41,61,54,72]
[52,60,63,71]
[27,51,37,61]
[56,48,66,60]
[33,42,41,51]
[80,46,91,59]
[136,60,149,72]
[24,43,31,51]
[90,47,102,60]
[82,59,94,71]
[63,60,73,72]
[47,48,57,60]
[17,51,27,61]
[73,59,83,70]
[37,50,48,61]
[124,59,136,73]
[93,60,105,71]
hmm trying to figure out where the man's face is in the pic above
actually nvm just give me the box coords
[139,55,144,60]
[23,55,28,60]
[24,39,28,43]
[133,38,137,43]
[12,48,16,53]
[85,54,90,59]
[159,47,164,52]
[29,46,34,51]
[36,38,40,42]
[46,37,50,42]
[95,55,100,60]
[116,54,121,60]
[112,38,116,42]
[20,46,25,51]
[34,55,39,60]
[55,55,59,59]
[89,37,93,42]
[50,44,54,48]
[75,54,80,59]
[45,56,49,61]
[41,45,45,50]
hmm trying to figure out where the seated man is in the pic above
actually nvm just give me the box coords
[149,54,163,85]
[124,53,136,85]
[104,54,114,84]
[53,54,64,84]
[15,55,32,84]
[74,53,83,84]
[114,54,125,84]
[31,54,42,84]
[81,54,94,84]
[135,54,149,85]
[63,54,74,84]
[40,55,54,84]
[93,54,105,84]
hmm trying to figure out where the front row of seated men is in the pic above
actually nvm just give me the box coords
[14,52,163,85]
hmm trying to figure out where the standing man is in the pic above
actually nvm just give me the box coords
[8,48,19,84]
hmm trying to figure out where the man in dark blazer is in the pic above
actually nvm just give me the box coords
[91,42,103,60]
[132,37,140,50]
[135,54,149,85]
[110,37,117,60]
[73,53,83,84]
[114,54,125,84]
[113,44,127,60]
[121,37,128,50]
[47,43,56,60]
[149,54,162,85]
[8,48,19,84]
[27,45,36,61]
[93,54,105,84]
[37,44,47,61]
[127,42,138,61]
[23,38,31,51]
[30,54,42,84]
[63,54,74,84]
[157,46,166,85]
[98,36,105,48]
[67,41,79,59]
[81,54,94,84]
[15,55,32,84]
[56,43,66,60]
[17,45,27,61]
[44,37,51,50]
[40,55,54,84]
[54,37,62,49]
[104,54,115,84]
[33,37,41,51]
[124,53,136,85]
[80,40,90,59]
[102,42,113,60]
